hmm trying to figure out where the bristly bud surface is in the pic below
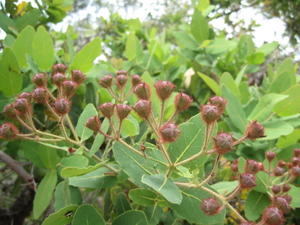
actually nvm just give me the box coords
[159,123,180,143]
[99,75,113,88]
[86,116,101,132]
[54,98,71,115]
[154,80,175,101]
[32,87,48,104]
[134,82,151,100]
[134,100,151,119]
[71,70,85,84]
[175,93,192,112]
[0,123,19,140]
[200,104,221,124]
[32,73,48,87]
[116,104,131,121]
[209,96,227,114]
[245,121,265,140]
[98,103,115,118]
[200,198,222,216]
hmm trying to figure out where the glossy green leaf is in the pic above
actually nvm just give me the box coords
[245,191,270,221]
[60,155,89,168]
[120,116,139,137]
[211,181,238,195]
[129,188,160,206]
[220,72,240,98]
[198,72,220,95]
[124,33,141,60]
[191,10,209,43]
[33,170,57,219]
[277,129,300,148]
[262,120,293,140]
[112,210,148,225]
[254,171,269,193]
[42,205,78,225]
[72,204,105,225]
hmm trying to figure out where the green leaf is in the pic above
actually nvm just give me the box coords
[277,129,300,148]
[0,48,22,97]
[257,42,278,55]
[72,204,105,225]
[42,205,78,225]
[254,171,269,193]
[32,26,55,71]
[0,12,16,33]
[173,31,198,49]
[15,8,41,31]
[61,162,106,178]
[70,38,101,72]
[89,119,109,156]
[220,72,240,98]
[262,120,294,140]
[124,33,141,60]
[129,188,160,206]
[211,181,238,195]
[112,210,148,225]
[141,174,182,204]
[247,52,265,64]
[205,38,237,55]
[245,191,270,221]
[191,10,209,43]
[12,26,35,68]
[115,193,132,215]
[75,103,98,141]
[33,170,57,219]
[198,72,220,95]
[289,185,300,208]
[60,155,89,168]
[120,116,139,137]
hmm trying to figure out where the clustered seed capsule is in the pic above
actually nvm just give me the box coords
[98,103,115,118]
[239,173,256,189]
[134,82,151,100]
[213,132,234,154]
[245,121,265,140]
[86,116,101,132]
[159,123,180,143]
[116,104,131,121]
[174,92,192,112]
[200,198,222,216]
[201,104,221,124]
[134,100,151,119]
[154,80,175,101]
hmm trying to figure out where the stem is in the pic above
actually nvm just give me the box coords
[65,115,79,142]
[159,100,165,126]
[118,139,144,157]
[166,110,178,123]
[45,102,60,120]
[233,136,247,146]
[197,154,220,187]
[225,186,241,200]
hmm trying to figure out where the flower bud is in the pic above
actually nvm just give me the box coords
[175,93,193,112]
[134,100,151,119]
[116,70,127,75]
[14,98,31,114]
[294,149,300,157]
[68,147,76,153]
[131,74,141,87]
[213,132,234,154]
[200,104,221,124]
[245,159,261,174]
[52,72,66,86]
[71,70,85,84]
[0,123,19,140]
[291,166,300,177]
[116,104,131,121]
[134,82,151,100]
[200,198,222,216]
[292,157,300,166]
[52,63,67,74]
[154,80,175,101]
[273,166,285,176]
[86,116,101,132]
[3,104,17,118]
[62,80,77,98]
[209,96,227,114]
[18,92,32,101]
[240,173,256,189]
[99,75,113,88]
[231,160,238,172]
[266,151,276,162]
[159,123,180,143]
[281,195,292,204]
[277,160,286,168]
[32,73,48,87]
[32,87,48,103]
[273,197,290,214]
[272,185,281,195]
[282,184,290,193]
[98,103,115,118]
[245,121,265,140]
[262,207,284,225]
[54,98,71,115]
[116,74,128,88]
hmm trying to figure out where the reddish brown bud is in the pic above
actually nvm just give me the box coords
[0,123,19,140]
[231,160,238,172]
[86,116,101,132]
[281,195,292,204]
[245,159,261,174]
[71,70,85,84]
[68,147,76,153]
[294,149,300,157]
[32,73,48,87]
[213,132,234,154]
[240,173,256,189]
[99,75,113,88]
[131,74,141,87]
[3,104,17,118]
[52,63,67,74]
[262,207,284,225]
[116,70,127,76]
[18,92,32,101]
[159,123,180,143]
[291,166,300,177]
[52,72,66,86]
[175,93,193,112]
[266,151,276,162]
[14,98,31,114]
[116,104,131,121]
[200,104,221,124]
[273,197,290,214]
[116,74,128,88]
[273,166,285,176]
[292,157,300,166]
[200,198,222,216]
[62,80,77,98]
[134,82,151,100]
[272,185,281,194]
[209,96,227,114]
[54,98,71,115]
[134,100,151,119]
[32,87,48,103]
[98,103,115,118]
[154,80,175,101]
[282,184,291,193]
[278,160,286,168]
[245,121,265,140]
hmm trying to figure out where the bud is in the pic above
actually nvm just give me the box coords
[18,92,32,101]
[282,184,291,193]
[294,149,300,157]
[240,173,256,189]
[116,104,131,121]
[273,166,285,176]
[54,98,71,115]
[272,185,281,194]
[245,159,261,174]
[231,160,238,172]
[116,70,127,76]
[273,197,290,214]
[52,63,67,74]
[278,160,286,168]
[86,116,101,132]
[175,93,193,112]
[200,198,222,216]
[245,121,265,140]
[159,123,180,143]
[68,147,76,153]
[281,195,292,204]
[99,75,113,88]
[131,74,141,87]
[116,74,128,88]
[0,123,19,140]
[32,73,48,87]
[213,132,234,154]
[262,207,284,225]
[266,151,276,162]
[14,98,31,114]
[209,96,227,114]
[292,157,300,166]
[98,103,115,118]
[3,104,17,118]
[154,80,175,101]
[257,162,264,171]
[52,72,66,86]
[32,87,48,103]
[134,82,151,100]
[71,70,85,84]
[134,100,151,119]
[200,104,221,124]
[62,80,77,98]
[291,166,300,177]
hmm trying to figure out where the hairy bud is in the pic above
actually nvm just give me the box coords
[116,74,128,88]
[213,132,234,154]
[245,121,265,140]
[200,198,222,216]
[0,123,19,140]
[294,149,300,157]
[54,98,71,115]
[291,166,300,177]
[14,98,31,114]
[278,160,286,168]
[3,104,17,118]
[266,151,276,162]
[131,74,141,87]
[71,70,85,84]
[292,157,300,166]
[134,82,151,100]
[240,173,256,189]
[86,116,101,132]
[175,93,193,112]
[159,123,180,143]
[134,100,151,119]
[272,185,281,195]
[32,73,47,87]
[116,104,131,121]
[245,159,261,174]
[282,184,290,193]
[98,103,115,118]
[18,92,32,101]
[99,75,113,88]
[200,104,221,124]
[32,87,48,103]
[273,197,290,214]
[62,80,77,98]
[262,207,284,225]
[52,63,67,74]
[273,166,285,177]
[52,72,66,86]
[281,195,292,204]
[209,96,227,114]
[154,80,175,101]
